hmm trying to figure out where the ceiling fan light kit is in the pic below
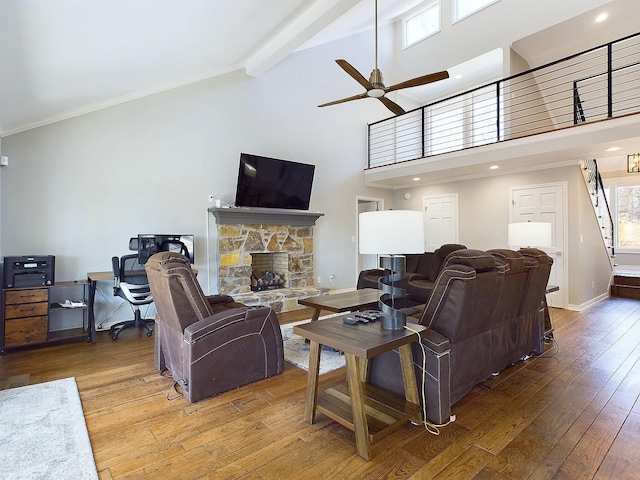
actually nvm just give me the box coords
[318,0,449,115]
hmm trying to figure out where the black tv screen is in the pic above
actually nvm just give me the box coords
[234,153,315,210]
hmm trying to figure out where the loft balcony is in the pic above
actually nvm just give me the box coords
[365,32,640,188]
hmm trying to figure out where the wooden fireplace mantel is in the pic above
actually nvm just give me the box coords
[208,206,324,226]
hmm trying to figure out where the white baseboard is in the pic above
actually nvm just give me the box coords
[566,292,609,311]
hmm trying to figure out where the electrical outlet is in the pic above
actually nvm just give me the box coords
[208,194,215,203]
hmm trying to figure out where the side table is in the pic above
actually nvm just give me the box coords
[294,315,427,460]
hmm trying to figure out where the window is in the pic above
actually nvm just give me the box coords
[425,84,502,155]
[403,1,440,48]
[453,0,499,23]
[427,98,464,155]
[617,185,640,249]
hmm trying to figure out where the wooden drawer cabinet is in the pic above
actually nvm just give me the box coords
[1,281,93,354]
[4,316,48,347]
[5,300,48,319]
[3,288,48,348]
[5,288,48,304]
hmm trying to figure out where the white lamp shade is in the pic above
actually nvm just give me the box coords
[508,222,552,247]
[359,210,425,254]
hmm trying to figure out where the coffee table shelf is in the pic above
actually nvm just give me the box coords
[317,382,421,443]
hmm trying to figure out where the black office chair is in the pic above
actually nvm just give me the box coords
[110,254,154,340]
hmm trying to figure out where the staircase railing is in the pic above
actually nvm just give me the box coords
[368,32,640,168]
[582,159,615,264]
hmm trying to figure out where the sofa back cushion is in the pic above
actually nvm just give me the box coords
[420,249,502,343]
[145,252,213,332]
[427,243,467,281]
[405,254,422,274]
[518,248,554,316]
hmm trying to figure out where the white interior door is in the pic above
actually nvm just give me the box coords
[423,194,459,251]
[510,183,567,308]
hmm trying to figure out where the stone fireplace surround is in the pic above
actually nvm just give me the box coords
[208,207,328,313]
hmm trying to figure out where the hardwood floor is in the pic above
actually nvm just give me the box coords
[1,298,640,479]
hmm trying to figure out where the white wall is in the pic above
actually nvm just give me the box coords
[391,164,612,308]
[391,0,611,85]
[0,31,396,326]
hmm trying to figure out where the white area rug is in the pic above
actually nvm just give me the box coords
[0,377,98,480]
[281,320,346,375]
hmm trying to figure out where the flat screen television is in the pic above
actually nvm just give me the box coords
[234,153,315,210]
[130,234,195,265]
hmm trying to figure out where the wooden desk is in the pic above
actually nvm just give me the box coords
[297,288,382,322]
[294,316,426,460]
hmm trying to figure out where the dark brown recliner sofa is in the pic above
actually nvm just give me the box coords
[145,251,284,403]
[356,243,466,304]
[367,248,552,425]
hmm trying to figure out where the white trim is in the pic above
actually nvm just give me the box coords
[567,292,609,311]
[452,0,500,25]
[355,196,385,282]
[1,65,246,137]
[402,0,441,50]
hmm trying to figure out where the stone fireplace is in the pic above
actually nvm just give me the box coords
[208,207,328,312]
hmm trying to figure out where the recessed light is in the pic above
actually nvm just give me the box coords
[606,146,621,151]
[412,177,421,181]
[595,13,608,23]
[489,165,499,170]
[454,74,462,80]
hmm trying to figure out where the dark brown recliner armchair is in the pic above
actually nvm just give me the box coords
[144,252,284,402]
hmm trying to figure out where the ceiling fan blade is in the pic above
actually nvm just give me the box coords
[318,92,368,108]
[379,96,405,115]
[335,59,374,91]
[386,71,449,93]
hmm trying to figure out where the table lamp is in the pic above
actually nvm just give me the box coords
[508,221,552,248]
[359,210,425,330]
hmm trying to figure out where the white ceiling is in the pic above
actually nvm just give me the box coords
[0,0,419,136]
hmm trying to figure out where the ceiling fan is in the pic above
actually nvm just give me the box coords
[318,0,449,116]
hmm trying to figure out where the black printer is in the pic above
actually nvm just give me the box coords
[3,255,55,288]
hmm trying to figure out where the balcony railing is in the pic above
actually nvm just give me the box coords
[368,32,640,168]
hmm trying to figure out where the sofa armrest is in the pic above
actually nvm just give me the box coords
[421,328,451,355]
[414,328,452,425]
[181,306,283,402]
[183,308,248,343]
[205,294,235,305]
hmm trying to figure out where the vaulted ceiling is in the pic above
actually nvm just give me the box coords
[0,0,635,148]
[0,0,420,135]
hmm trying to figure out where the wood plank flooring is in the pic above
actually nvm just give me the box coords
[1,297,640,479]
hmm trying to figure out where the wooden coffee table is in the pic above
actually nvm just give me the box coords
[294,315,427,460]
[298,288,382,322]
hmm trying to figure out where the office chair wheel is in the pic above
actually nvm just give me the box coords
[146,330,153,337]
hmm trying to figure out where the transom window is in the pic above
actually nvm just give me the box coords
[403,1,440,49]
[453,0,499,23]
